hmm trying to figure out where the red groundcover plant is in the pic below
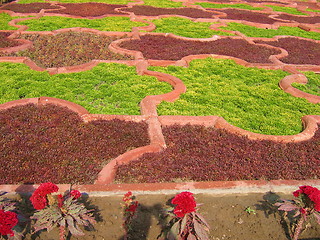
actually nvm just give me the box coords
[275,185,320,240]
[161,191,210,240]
[122,191,139,240]
[30,182,95,240]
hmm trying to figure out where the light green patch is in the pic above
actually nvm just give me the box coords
[151,17,234,38]
[18,16,148,32]
[142,0,183,8]
[149,58,320,135]
[195,2,263,10]
[0,62,172,115]
[305,8,320,13]
[0,13,18,30]
[292,72,320,96]
[220,22,320,40]
[264,4,307,15]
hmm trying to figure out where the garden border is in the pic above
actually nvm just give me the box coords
[0,0,319,196]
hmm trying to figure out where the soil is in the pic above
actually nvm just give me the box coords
[18,192,320,240]
[0,2,60,13]
[118,6,218,19]
[49,3,128,17]
[119,35,280,63]
[217,8,284,24]
[255,37,320,65]
[275,14,320,24]
[11,32,132,68]
[115,124,320,183]
[0,104,149,184]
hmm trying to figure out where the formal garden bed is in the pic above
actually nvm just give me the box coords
[118,35,280,62]
[216,8,285,24]
[1,32,133,68]
[118,5,218,18]
[0,31,19,48]
[0,2,60,13]
[115,124,320,183]
[0,103,150,184]
[254,37,320,65]
[49,3,128,17]
[0,0,319,239]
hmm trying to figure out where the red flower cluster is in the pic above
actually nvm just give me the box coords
[171,191,196,218]
[70,190,81,199]
[30,182,59,210]
[123,191,133,202]
[123,192,138,213]
[0,210,18,236]
[293,185,320,211]
[126,201,138,213]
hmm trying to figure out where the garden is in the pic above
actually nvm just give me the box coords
[0,0,319,238]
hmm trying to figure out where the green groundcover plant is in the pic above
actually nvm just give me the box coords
[195,2,263,11]
[0,13,18,30]
[264,5,307,15]
[18,16,147,32]
[142,0,183,8]
[292,71,320,96]
[0,62,172,115]
[151,17,234,38]
[219,22,320,40]
[150,58,320,135]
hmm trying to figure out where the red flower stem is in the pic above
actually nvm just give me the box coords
[292,216,304,240]
[59,225,66,240]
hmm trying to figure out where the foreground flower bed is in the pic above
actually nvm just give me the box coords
[115,124,320,183]
[3,189,320,240]
[0,103,149,184]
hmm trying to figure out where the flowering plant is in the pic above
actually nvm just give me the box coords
[275,185,320,240]
[161,191,210,240]
[30,182,95,240]
[122,191,139,240]
[0,192,20,240]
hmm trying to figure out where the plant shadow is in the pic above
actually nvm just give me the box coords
[255,191,293,240]
[118,198,174,240]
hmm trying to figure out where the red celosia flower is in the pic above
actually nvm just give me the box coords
[36,182,59,196]
[171,191,196,218]
[126,201,138,213]
[30,194,47,210]
[30,182,59,210]
[293,185,320,212]
[70,190,81,199]
[0,210,18,236]
[123,191,132,202]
